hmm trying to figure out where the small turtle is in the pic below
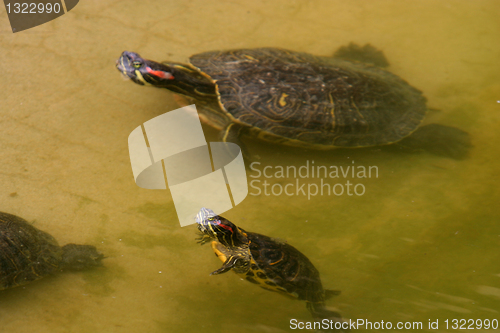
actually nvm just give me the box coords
[0,211,104,290]
[196,208,348,331]
[116,44,470,159]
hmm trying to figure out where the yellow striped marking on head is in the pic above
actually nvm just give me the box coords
[134,70,152,86]
[119,57,128,75]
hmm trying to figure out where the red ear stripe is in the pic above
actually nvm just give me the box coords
[146,67,174,79]
[214,220,234,233]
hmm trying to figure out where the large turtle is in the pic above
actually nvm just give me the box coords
[196,208,349,332]
[0,211,104,290]
[116,43,470,159]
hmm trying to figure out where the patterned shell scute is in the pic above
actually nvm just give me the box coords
[247,232,325,303]
[0,212,61,290]
[189,48,428,147]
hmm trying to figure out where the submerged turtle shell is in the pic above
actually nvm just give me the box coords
[0,212,63,290]
[242,231,326,303]
[189,48,427,148]
[0,212,103,290]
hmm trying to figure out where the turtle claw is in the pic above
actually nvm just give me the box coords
[196,234,212,245]
[210,256,238,275]
[210,266,232,275]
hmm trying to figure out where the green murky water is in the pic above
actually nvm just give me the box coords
[1,1,499,332]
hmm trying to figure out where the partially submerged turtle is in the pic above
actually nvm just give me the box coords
[0,212,104,290]
[196,208,348,331]
[116,43,470,159]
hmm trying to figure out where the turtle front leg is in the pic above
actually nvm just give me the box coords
[218,123,251,163]
[333,42,389,68]
[210,256,240,275]
[196,233,212,245]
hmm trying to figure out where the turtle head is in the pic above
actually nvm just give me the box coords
[196,208,246,247]
[116,51,217,100]
[116,51,175,86]
[60,244,104,271]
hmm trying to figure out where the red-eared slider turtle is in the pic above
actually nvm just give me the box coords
[116,44,470,159]
[0,212,104,290]
[196,208,349,331]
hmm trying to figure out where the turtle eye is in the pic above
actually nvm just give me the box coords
[132,60,142,68]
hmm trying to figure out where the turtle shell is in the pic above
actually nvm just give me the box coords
[240,231,326,303]
[189,48,427,148]
[0,212,62,290]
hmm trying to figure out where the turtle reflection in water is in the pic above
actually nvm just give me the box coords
[196,208,349,331]
[0,212,104,290]
[116,43,470,160]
